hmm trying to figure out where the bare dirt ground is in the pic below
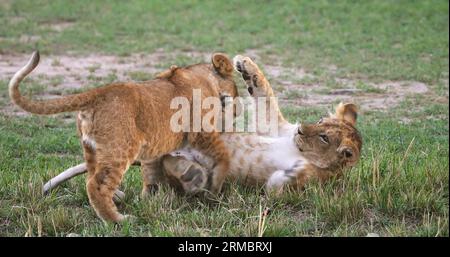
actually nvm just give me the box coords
[0,50,433,117]
[278,76,429,110]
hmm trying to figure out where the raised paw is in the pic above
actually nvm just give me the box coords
[233,55,272,98]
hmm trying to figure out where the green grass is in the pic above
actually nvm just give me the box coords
[354,81,387,94]
[0,105,447,236]
[283,89,307,100]
[0,0,448,236]
[128,71,153,82]
[1,0,448,83]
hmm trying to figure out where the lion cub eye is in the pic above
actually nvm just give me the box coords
[319,134,329,144]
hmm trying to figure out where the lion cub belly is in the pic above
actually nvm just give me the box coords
[225,135,305,184]
[168,134,305,185]
[235,136,305,183]
[182,134,303,184]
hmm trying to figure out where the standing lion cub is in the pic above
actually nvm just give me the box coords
[8,51,238,222]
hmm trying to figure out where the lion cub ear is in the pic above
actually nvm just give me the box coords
[335,102,358,126]
[212,53,234,77]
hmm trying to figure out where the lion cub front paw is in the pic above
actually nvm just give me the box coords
[233,55,269,97]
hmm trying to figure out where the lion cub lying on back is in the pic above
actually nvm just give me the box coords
[162,55,362,193]
[9,51,238,222]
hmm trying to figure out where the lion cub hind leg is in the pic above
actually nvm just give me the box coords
[87,159,130,222]
[85,134,141,222]
[188,132,230,195]
[86,144,141,223]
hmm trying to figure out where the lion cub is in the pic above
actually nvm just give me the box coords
[8,51,238,222]
[163,103,362,193]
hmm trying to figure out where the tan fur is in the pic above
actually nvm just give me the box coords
[233,55,290,135]
[155,65,178,79]
[295,106,362,170]
[9,51,238,222]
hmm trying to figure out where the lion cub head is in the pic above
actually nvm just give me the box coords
[295,103,362,170]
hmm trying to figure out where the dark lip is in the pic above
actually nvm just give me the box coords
[236,62,243,72]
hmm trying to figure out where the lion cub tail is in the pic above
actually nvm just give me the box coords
[9,51,98,115]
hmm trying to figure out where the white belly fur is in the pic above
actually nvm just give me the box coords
[169,133,305,184]
[262,136,304,171]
